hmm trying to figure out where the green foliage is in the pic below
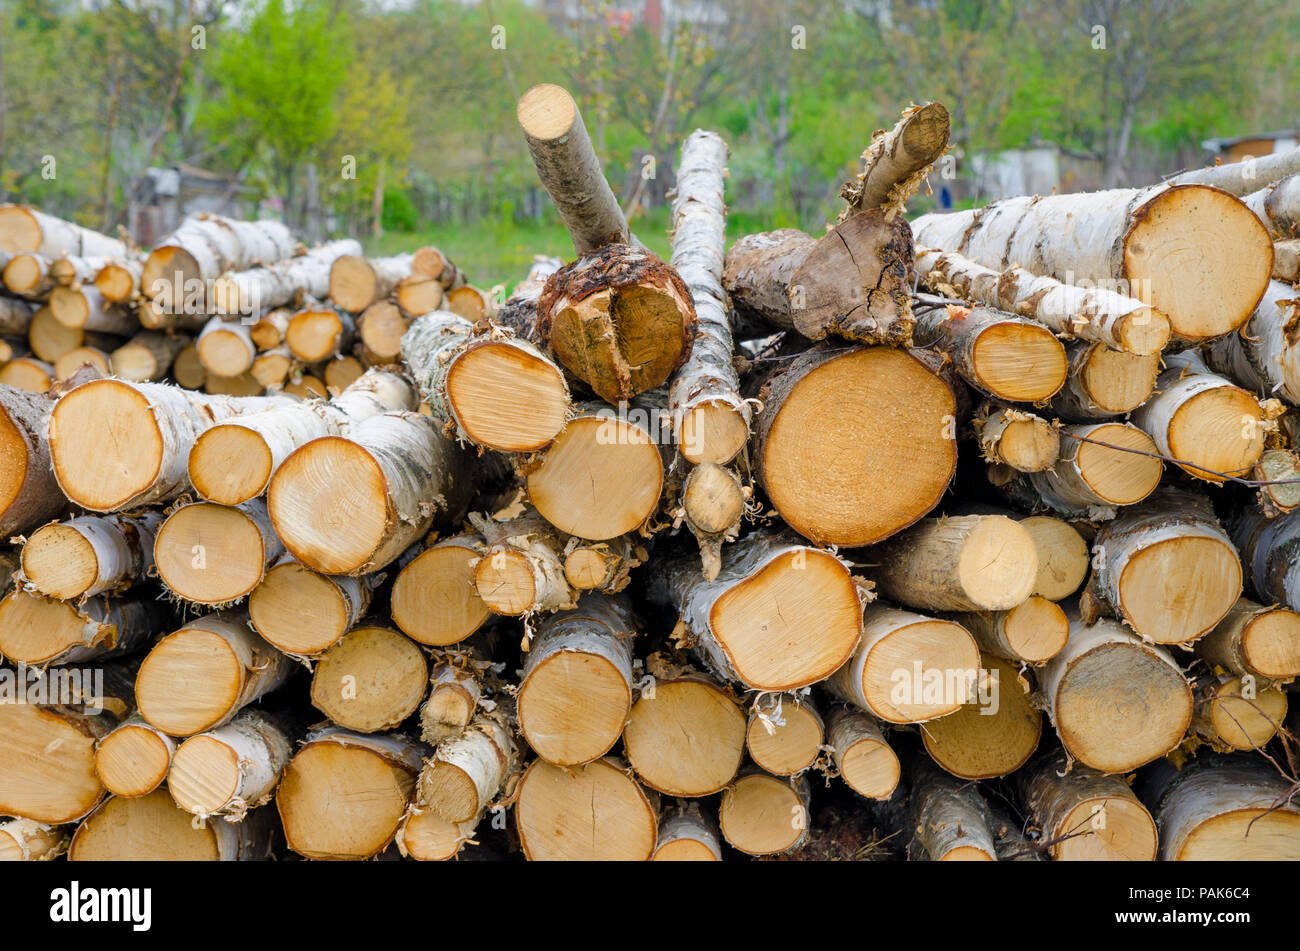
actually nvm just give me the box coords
[381,186,419,233]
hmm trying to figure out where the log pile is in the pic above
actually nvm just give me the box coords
[3,90,1300,864]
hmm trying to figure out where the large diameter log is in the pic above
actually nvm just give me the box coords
[718,770,810,857]
[0,589,162,665]
[21,510,161,599]
[751,345,957,546]
[536,243,696,403]
[838,101,949,218]
[93,714,175,799]
[1196,598,1300,683]
[1191,673,1286,751]
[167,710,294,818]
[416,712,515,823]
[211,238,362,315]
[623,675,745,797]
[646,530,864,691]
[1082,487,1241,644]
[1040,613,1192,773]
[401,310,570,452]
[310,625,428,733]
[154,499,282,606]
[909,755,997,861]
[653,800,723,861]
[722,212,914,344]
[826,706,900,800]
[140,214,296,309]
[746,694,824,777]
[135,611,294,737]
[1050,341,1161,421]
[1020,751,1157,861]
[390,535,491,647]
[515,756,658,861]
[912,183,1273,342]
[0,384,67,537]
[276,728,424,860]
[0,205,129,258]
[516,84,629,254]
[1206,280,1300,404]
[0,818,69,861]
[920,653,1041,780]
[69,789,275,861]
[249,557,376,657]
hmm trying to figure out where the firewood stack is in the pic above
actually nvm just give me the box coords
[3,86,1300,864]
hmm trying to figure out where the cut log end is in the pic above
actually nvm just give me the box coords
[249,562,353,656]
[624,680,745,797]
[1168,385,1268,481]
[1069,422,1164,505]
[473,549,539,616]
[328,255,379,313]
[48,379,163,511]
[682,461,746,535]
[391,543,490,647]
[969,321,1068,403]
[515,758,657,861]
[155,503,272,605]
[516,82,578,142]
[95,725,173,799]
[1116,534,1242,645]
[0,703,103,824]
[70,790,226,861]
[136,629,245,737]
[847,616,980,723]
[197,324,255,377]
[21,523,100,601]
[310,626,428,733]
[446,341,570,451]
[518,650,630,766]
[719,773,807,856]
[745,703,823,776]
[921,654,1041,780]
[680,401,749,465]
[189,425,274,506]
[1239,608,1300,680]
[167,735,242,816]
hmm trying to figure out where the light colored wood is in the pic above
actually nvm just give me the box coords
[22,511,161,600]
[1019,515,1089,601]
[1197,598,1300,682]
[197,316,256,377]
[310,625,428,733]
[69,788,275,861]
[416,712,515,823]
[1152,759,1300,861]
[249,557,375,657]
[827,706,899,799]
[0,356,51,392]
[719,770,810,857]
[167,710,293,819]
[909,756,997,861]
[419,656,485,745]
[745,694,824,777]
[0,384,66,537]
[286,306,353,363]
[653,800,723,861]
[839,101,949,218]
[623,676,745,797]
[913,304,1068,403]
[94,715,175,799]
[1021,751,1158,861]
[0,818,69,861]
[396,806,477,862]
[154,499,281,605]
[390,536,492,647]
[1050,342,1161,421]
[920,653,1041,780]
[1191,674,1287,751]
[27,305,82,363]
[0,698,113,823]
[0,588,159,665]
[949,597,1069,665]
[515,756,658,861]
[52,346,108,380]
[972,402,1059,472]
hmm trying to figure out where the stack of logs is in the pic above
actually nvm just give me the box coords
[3,85,1300,863]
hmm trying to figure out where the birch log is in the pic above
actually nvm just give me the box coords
[0,589,163,666]
[140,214,295,312]
[1020,750,1158,861]
[211,238,361,315]
[1196,597,1300,683]
[837,101,949,219]
[153,499,283,606]
[0,384,67,537]
[167,710,295,819]
[20,510,161,599]
[0,205,129,258]
[515,756,658,861]
[248,556,378,657]
[1206,280,1300,404]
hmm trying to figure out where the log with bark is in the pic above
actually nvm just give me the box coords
[69,789,276,861]
[920,652,1041,780]
[0,206,129,258]
[838,101,950,219]
[514,756,658,861]
[1020,749,1158,861]
[153,499,282,606]
[167,709,295,819]
[309,624,428,733]
[20,510,161,600]
[211,238,362,315]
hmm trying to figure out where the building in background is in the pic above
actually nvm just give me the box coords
[1201,131,1299,164]
[128,165,258,248]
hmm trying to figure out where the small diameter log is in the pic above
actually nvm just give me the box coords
[920,653,1042,780]
[623,674,746,797]
[248,307,293,350]
[911,183,1272,342]
[0,206,129,258]
[276,728,424,860]
[211,238,361,315]
[516,594,636,766]
[838,101,949,219]
[646,530,863,690]
[1206,279,1300,404]
[53,346,109,381]
[915,246,1170,355]
[323,354,364,392]
[972,402,1058,472]
[285,305,353,363]
[948,597,1069,665]
[269,410,483,575]
[21,510,162,599]
[411,245,465,289]
[1275,238,1300,281]
[357,301,409,361]
[310,625,428,733]
[536,242,696,404]
[3,252,54,298]
[0,384,67,537]
[1040,613,1192,773]
[677,459,747,581]
[1020,751,1158,861]
[94,714,176,799]
[1169,147,1300,195]
[1196,598,1300,683]
[997,421,1163,520]
[110,331,188,382]
[470,511,577,616]
[48,284,135,335]
[515,756,658,861]
[196,316,256,377]
[173,343,205,389]
[328,253,415,313]
[563,534,647,594]
[401,309,570,452]
[28,305,83,363]
[653,800,723,861]
[516,84,630,254]
[826,706,900,800]
[140,214,295,310]
[394,273,444,319]
[390,535,491,647]
[0,589,161,665]
[0,356,52,392]
[446,285,497,322]
[909,756,997,861]
[250,346,292,389]
[419,655,486,744]
[719,770,811,857]
[168,710,294,819]
[1254,448,1300,517]
[135,610,295,737]
[249,557,376,657]
[526,400,666,540]
[1231,506,1300,609]
[912,302,1068,403]
[1149,757,1300,860]
[827,603,979,724]
[1051,342,1162,421]
[723,212,914,344]
[154,499,282,606]
[94,258,143,303]
[396,806,478,862]
[69,789,276,861]
[1243,171,1300,236]
[870,514,1038,612]
[1082,487,1242,645]
[1191,674,1287,752]
[746,693,824,777]
[416,712,515,823]
[0,818,69,861]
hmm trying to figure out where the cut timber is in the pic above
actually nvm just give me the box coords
[172,343,205,389]
[390,535,491,647]
[196,316,256,377]
[972,402,1058,472]
[154,499,282,605]
[324,354,364,391]
[827,603,979,724]
[0,818,68,861]
[47,379,288,511]
[623,675,746,797]
[0,205,129,258]
[1206,280,1300,405]
[998,422,1163,520]
[53,346,109,381]
[667,130,749,465]
[211,238,361,315]
[912,303,1067,403]
[536,243,695,403]
[27,306,83,363]
[412,245,465,289]
[396,807,477,862]
[1197,598,1300,683]
[1276,238,1300,281]
[249,558,375,657]
[310,625,428,733]
[1168,147,1300,195]
[826,706,900,799]
[277,728,423,861]
[1231,507,1300,609]
[646,530,863,690]
[94,258,142,303]
[1021,751,1157,861]
[401,309,570,452]
[0,384,66,536]
[0,589,161,665]
[1132,351,1273,483]
[208,370,266,396]
[189,366,415,506]
[0,295,36,333]
[515,757,657,861]
[526,401,665,540]
[1082,487,1241,644]
[719,770,810,857]
[94,715,175,799]
[1050,341,1161,421]
[1191,674,1286,751]
[653,800,723,861]
[1243,172,1300,237]
[416,712,515,823]
[69,789,275,861]
[0,357,52,392]
[358,301,409,360]
[394,273,444,319]
[446,285,496,322]
[269,410,483,574]
[1149,757,1300,860]
[838,101,950,219]
[110,331,188,382]
[140,215,295,312]
[135,610,294,737]
[911,183,1272,342]
[1040,613,1192,773]
[285,305,352,364]
[168,710,293,819]
[746,694,824,777]
[328,253,415,312]
[250,347,292,389]
[722,212,914,344]
[948,597,1069,665]
[751,345,957,546]
[419,655,486,744]
[914,246,1170,355]
[470,511,577,616]
[871,514,1038,612]
[679,459,747,581]
[48,285,135,334]
[564,534,647,593]
[0,253,47,298]
[21,510,162,599]
[909,756,997,861]
[920,653,1041,780]
[248,307,292,350]
[517,84,630,254]
[516,594,636,766]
